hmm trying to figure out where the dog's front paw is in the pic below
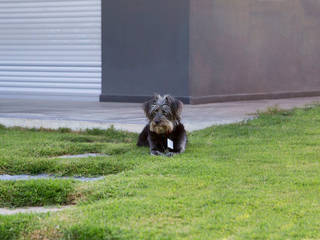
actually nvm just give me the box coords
[151,150,165,156]
[165,152,175,157]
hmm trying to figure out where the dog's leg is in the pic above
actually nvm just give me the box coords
[137,125,149,147]
[147,134,166,156]
[166,124,187,157]
[149,142,166,156]
[151,150,166,156]
[176,133,187,154]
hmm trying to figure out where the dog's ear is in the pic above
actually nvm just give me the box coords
[165,95,183,120]
[143,94,159,119]
[143,99,152,119]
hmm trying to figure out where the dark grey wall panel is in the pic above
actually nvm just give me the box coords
[102,0,320,104]
[101,0,190,100]
[189,0,320,102]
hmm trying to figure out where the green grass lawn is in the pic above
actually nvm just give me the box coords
[1,105,320,239]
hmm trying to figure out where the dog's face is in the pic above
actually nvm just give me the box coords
[143,94,183,135]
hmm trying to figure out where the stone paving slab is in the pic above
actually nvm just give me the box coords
[57,153,109,159]
[0,96,320,132]
[0,174,104,182]
[0,206,71,215]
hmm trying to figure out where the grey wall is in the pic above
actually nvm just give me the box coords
[101,0,320,104]
[100,0,190,103]
[189,0,320,103]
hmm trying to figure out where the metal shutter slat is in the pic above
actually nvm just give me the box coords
[0,61,100,67]
[0,71,101,78]
[0,1,100,8]
[0,82,100,89]
[0,66,100,72]
[1,87,100,95]
[0,76,100,84]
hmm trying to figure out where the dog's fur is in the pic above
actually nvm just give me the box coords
[137,94,187,156]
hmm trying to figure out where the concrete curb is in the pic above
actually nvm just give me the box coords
[0,117,144,133]
[0,117,254,133]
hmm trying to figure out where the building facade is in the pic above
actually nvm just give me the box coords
[1,0,320,104]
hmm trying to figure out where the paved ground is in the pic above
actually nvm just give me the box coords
[1,96,320,132]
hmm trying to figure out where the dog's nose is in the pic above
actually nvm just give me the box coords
[154,119,160,124]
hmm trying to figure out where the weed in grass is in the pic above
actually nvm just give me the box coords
[0,214,39,240]
[77,177,147,202]
[29,228,63,240]
[58,128,72,133]
[256,104,293,117]
[53,156,131,176]
[0,179,76,207]
[85,128,106,136]
[63,224,117,240]
[26,142,105,158]
[62,136,97,143]
[86,126,137,143]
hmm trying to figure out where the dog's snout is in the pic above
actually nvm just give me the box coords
[154,119,160,124]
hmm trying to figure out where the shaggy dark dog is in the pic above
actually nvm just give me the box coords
[137,94,187,157]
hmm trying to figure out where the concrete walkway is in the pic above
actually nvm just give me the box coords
[0,96,320,133]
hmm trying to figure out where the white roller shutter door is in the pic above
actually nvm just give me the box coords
[0,0,101,100]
